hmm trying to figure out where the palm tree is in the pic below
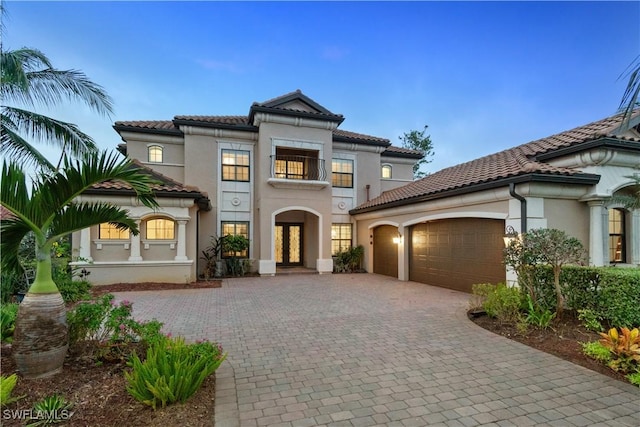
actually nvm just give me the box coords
[1,151,158,378]
[1,47,114,171]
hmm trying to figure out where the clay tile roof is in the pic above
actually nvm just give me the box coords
[333,129,390,146]
[114,120,178,131]
[173,115,250,126]
[352,111,640,213]
[87,160,204,198]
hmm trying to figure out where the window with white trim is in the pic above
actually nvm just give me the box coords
[331,223,352,255]
[381,164,392,179]
[99,223,130,240]
[146,218,175,240]
[148,145,163,163]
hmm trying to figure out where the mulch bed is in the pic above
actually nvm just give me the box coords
[469,311,630,384]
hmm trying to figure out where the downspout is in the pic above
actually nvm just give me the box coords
[509,183,527,233]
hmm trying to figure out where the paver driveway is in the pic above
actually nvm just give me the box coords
[117,274,639,426]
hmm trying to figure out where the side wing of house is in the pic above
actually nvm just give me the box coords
[351,112,640,293]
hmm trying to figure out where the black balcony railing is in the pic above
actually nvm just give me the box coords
[270,155,327,181]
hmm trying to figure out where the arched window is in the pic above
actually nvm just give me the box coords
[148,145,163,163]
[381,164,392,179]
[146,218,175,240]
[99,223,130,240]
[609,208,626,263]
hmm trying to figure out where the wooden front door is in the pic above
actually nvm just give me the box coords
[275,223,303,266]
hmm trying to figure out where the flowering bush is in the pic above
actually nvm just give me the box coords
[67,294,163,361]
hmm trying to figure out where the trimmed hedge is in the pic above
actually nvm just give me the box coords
[526,265,640,328]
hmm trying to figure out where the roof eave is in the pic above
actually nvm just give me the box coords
[349,172,601,215]
[82,187,204,200]
[332,134,390,147]
[172,118,257,132]
[535,137,640,161]
[249,105,345,125]
[113,124,183,137]
[381,151,424,160]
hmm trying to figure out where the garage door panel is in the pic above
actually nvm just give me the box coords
[373,225,398,278]
[410,218,505,293]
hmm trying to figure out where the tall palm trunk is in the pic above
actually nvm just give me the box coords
[12,241,68,378]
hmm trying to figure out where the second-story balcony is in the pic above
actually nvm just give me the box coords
[268,154,330,190]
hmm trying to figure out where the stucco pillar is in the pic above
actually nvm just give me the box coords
[128,220,142,261]
[588,200,606,266]
[397,225,408,281]
[175,220,188,261]
[79,227,93,262]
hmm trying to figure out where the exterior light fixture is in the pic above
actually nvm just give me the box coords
[392,233,403,245]
[503,225,518,247]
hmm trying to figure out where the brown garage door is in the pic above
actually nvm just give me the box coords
[409,218,505,293]
[373,225,398,278]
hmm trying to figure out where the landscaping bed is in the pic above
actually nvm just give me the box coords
[469,311,630,385]
[1,281,222,427]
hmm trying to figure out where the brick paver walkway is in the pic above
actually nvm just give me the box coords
[116,274,639,426]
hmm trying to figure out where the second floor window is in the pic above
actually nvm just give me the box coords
[332,159,353,188]
[222,149,250,182]
[148,145,163,163]
[381,164,392,179]
[146,218,175,240]
[99,223,130,240]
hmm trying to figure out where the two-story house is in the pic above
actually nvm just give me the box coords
[72,90,422,284]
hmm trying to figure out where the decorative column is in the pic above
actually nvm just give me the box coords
[79,227,93,262]
[588,200,606,266]
[128,220,142,261]
[174,220,188,261]
[632,210,640,266]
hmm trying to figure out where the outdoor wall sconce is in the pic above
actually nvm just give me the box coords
[392,233,403,245]
[503,225,518,247]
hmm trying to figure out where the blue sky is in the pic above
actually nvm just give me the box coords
[4,1,639,174]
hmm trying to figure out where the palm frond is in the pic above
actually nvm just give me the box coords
[1,48,112,116]
[1,106,98,159]
[617,55,640,129]
[48,202,140,242]
[58,152,160,209]
[0,48,52,99]
[26,69,114,116]
[0,218,34,274]
[1,115,56,171]
[1,161,39,227]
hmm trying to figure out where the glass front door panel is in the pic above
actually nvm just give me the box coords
[275,225,284,263]
[289,225,301,263]
[275,223,303,266]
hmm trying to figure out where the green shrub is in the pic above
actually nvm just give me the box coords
[578,308,603,332]
[0,303,19,343]
[523,294,555,329]
[528,265,640,328]
[27,394,74,426]
[598,269,640,328]
[483,283,522,323]
[67,294,164,361]
[333,245,365,273]
[581,341,612,363]
[125,337,226,410]
[0,374,25,407]
[469,283,496,311]
[627,371,640,387]
[57,279,92,303]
